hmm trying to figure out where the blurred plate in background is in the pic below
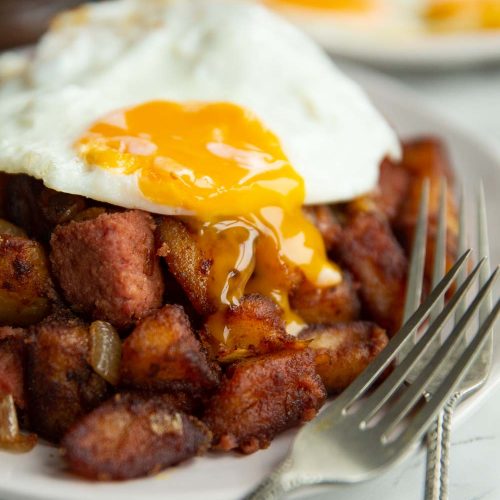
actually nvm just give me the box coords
[309,25,500,69]
[261,0,500,69]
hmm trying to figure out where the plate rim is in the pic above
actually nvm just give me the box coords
[325,32,500,69]
[277,10,500,69]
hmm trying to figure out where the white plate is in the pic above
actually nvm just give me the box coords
[0,66,499,500]
[319,30,500,70]
[278,12,500,69]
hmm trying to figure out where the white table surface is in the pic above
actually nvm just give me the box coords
[304,64,500,500]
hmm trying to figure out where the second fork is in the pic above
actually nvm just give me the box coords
[402,179,494,500]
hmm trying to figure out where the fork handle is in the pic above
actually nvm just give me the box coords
[424,394,460,500]
[243,457,298,500]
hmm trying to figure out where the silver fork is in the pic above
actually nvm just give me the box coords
[402,180,494,500]
[245,244,499,498]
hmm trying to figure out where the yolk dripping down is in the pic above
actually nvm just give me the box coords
[76,100,341,341]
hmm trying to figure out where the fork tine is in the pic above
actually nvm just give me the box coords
[333,250,471,412]
[392,297,500,447]
[454,186,468,322]
[378,267,499,438]
[356,258,485,423]
[398,180,428,367]
[430,180,447,323]
[478,181,491,323]
[403,179,429,323]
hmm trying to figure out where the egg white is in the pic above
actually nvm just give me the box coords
[0,0,400,215]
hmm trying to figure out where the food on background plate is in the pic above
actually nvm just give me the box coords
[263,0,500,39]
[0,0,458,481]
[425,0,500,31]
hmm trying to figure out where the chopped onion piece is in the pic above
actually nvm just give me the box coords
[90,321,122,385]
[0,393,37,453]
[0,394,18,441]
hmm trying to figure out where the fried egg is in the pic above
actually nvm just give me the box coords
[0,0,400,333]
[0,0,399,212]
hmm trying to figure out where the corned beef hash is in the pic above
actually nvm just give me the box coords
[0,0,458,481]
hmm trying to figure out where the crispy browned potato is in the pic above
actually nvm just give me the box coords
[0,326,24,341]
[163,266,203,324]
[6,174,87,242]
[376,158,411,221]
[299,322,388,394]
[395,138,459,281]
[62,393,212,480]
[399,137,454,181]
[337,209,407,335]
[202,294,301,362]
[157,218,303,320]
[303,205,343,253]
[0,328,26,408]
[158,217,215,316]
[25,314,109,442]
[224,294,289,350]
[0,234,54,327]
[157,217,215,316]
[203,349,326,454]
[290,273,360,325]
[159,391,205,416]
[121,305,220,393]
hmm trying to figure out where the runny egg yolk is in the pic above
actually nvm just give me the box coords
[267,0,375,12]
[76,101,341,342]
